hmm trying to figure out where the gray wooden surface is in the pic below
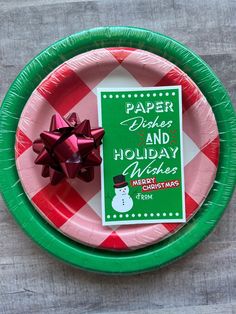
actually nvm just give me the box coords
[0,0,235,313]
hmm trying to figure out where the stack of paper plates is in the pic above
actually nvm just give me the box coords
[0,27,235,274]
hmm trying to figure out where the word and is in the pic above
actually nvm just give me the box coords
[146,129,169,145]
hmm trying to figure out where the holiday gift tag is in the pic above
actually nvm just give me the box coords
[98,86,185,226]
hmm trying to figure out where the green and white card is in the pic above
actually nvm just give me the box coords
[98,86,185,226]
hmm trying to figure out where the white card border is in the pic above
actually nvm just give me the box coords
[97,86,186,226]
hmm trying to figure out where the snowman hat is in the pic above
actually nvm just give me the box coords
[113,174,128,188]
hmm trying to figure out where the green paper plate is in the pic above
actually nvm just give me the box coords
[0,27,235,274]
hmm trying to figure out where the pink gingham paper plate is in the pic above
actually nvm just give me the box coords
[15,48,219,250]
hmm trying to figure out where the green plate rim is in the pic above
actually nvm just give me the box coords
[0,26,235,274]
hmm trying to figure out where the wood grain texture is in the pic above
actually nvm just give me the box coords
[0,0,235,313]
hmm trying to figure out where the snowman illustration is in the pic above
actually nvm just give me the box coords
[111,174,133,213]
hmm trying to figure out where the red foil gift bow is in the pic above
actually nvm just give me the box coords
[32,113,104,185]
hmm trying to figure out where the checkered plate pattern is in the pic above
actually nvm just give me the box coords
[15,48,219,250]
